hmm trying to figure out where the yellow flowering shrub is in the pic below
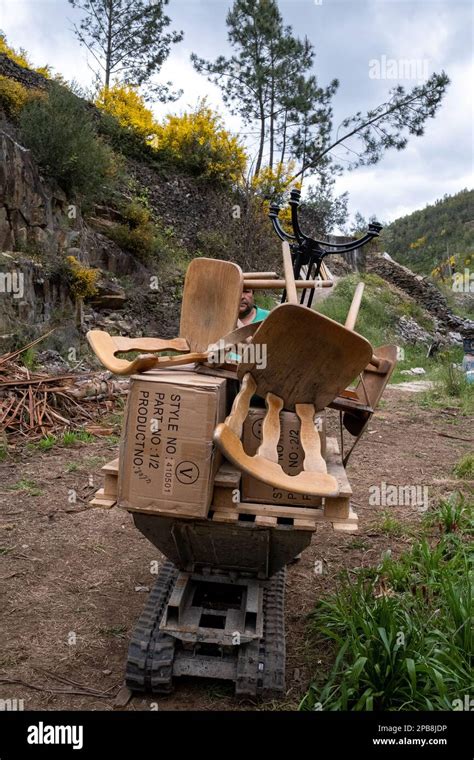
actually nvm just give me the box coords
[252,162,301,233]
[66,256,99,299]
[410,236,427,249]
[0,33,50,77]
[95,84,158,142]
[0,76,32,116]
[154,99,247,182]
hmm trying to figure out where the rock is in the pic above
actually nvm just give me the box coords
[36,349,70,374]
[87,276,127,311]
[447,331,463,344]
[396,315,432,344]
[400,367,426,376]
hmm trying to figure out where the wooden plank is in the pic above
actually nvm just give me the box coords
[102,458,119,474]
[244,279,333,289]
[282,241,298,305]
[120,501,207,519]
[89,488,116,509]
[243,272,278,279]
[212,486,238,509]
[293,518,317,530]
[325,437,352,498]
[213,463,241,489]
[103,473,118,498]
[332,507,358,533]
[212,500,355,527]
[255,515,278,527]
[324,496,350,519]
[211,510,239,524]
[213,501,322,519]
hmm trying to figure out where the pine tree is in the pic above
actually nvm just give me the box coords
[191,0,333,179]
[68,0,183,100]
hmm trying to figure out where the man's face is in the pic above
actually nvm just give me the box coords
[239,288,254,316]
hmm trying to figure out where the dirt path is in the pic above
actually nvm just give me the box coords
[0,388,470,711]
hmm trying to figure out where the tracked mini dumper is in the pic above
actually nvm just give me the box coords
[87,212,396,699]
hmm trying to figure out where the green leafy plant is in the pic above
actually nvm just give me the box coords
[300,500,473,711]
[453,454,474,480]
[20,83,117,202]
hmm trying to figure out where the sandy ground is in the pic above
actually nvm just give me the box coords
[0,387,471,711]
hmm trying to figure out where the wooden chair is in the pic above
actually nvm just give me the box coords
[213,303,374,496]
[87,258,244,375]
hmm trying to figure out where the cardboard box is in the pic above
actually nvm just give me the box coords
[241,407,326,507]
[118,370,227,517]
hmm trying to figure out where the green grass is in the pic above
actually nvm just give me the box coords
[420,360,474,415]
[7,479,43,496]
[299,498,473,711]
[0,445,7,462]
[453,454,474,480]
[315,274,452,383]
[83,456,106,470]
[21,347,38,371]
[61,430,95,446]
[316,273,434,348]
[28,434,58,452]
[374,510,405,536]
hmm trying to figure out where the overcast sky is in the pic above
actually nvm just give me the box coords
[1,0,473,227]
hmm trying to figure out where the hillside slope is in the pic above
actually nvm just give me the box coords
[382,189,474,274]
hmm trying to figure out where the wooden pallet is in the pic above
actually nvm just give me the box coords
[210,438,357,532]
[89,458,119,508]
[89,439,357,531]
[209,501,358,532]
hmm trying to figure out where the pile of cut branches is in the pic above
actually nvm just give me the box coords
[0,333,128,445]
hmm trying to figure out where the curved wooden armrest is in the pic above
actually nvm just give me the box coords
[86,330,191,375]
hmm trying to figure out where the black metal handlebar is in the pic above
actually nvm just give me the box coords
[269,188,383,306]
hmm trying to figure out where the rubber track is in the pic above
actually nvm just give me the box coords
[236,568,286,697]
[125,560,178,693]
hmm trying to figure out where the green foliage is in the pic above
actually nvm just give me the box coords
[300,500,473,711]
[192,0,337,180]
[316,273,434,348]
[97,109,158,162]
[105,201,184,265]
[7,479,43,496]
[382,190,474,275]
[453,454,474,480]
[19,83,117,201]
[28,434,58,452]
[375,511,404,536]
[61,430,95,446]
[21,347,38,371]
